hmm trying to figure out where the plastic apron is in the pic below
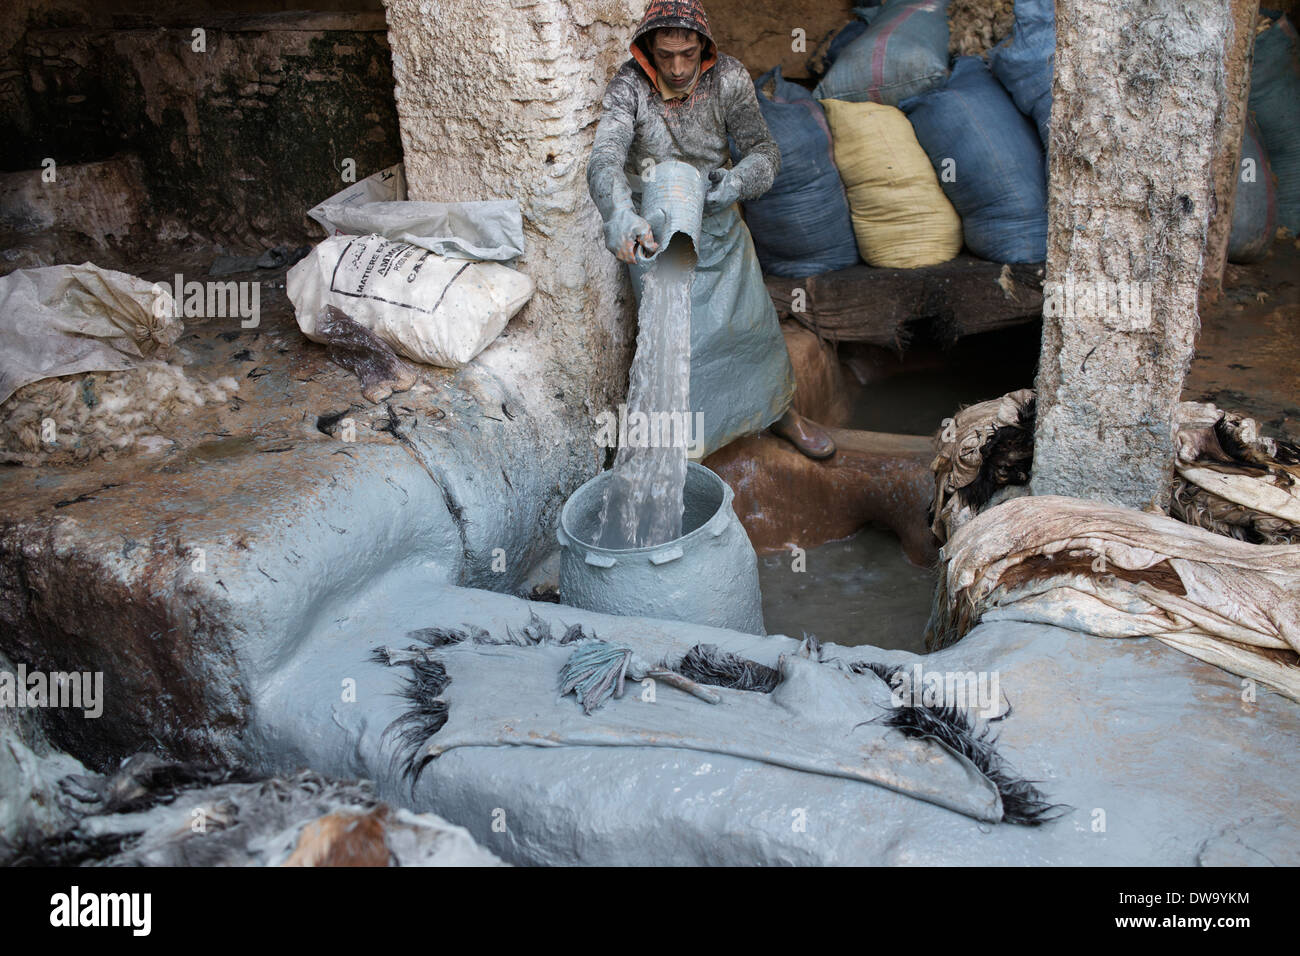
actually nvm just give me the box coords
[629,202,795,461]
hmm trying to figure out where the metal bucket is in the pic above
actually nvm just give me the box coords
[634,159,708,265]
[557,462,765,635]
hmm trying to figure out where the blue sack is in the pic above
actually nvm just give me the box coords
[1248,14,1300,232]
[1227,115,1277,264]
[732,67,860,278]
[901,57,1047,263]
[988,0,1054,147]
[813,0,951,107]
[825,18,868,70]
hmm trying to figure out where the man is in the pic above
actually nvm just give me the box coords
[586,0,836,460]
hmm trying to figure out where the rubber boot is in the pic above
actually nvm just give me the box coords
[771,409,836,460]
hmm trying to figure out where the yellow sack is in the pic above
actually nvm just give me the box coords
[822,99,962,269]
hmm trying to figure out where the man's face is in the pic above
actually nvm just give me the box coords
[651,31,703,93]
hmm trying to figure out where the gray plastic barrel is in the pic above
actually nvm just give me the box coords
[634,160,708,265]
[557,462,766,635]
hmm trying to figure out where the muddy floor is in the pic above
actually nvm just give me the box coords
[1185,238,1300,443]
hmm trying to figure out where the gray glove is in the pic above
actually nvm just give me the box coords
[704,168,741,215]
[604,206,658,264]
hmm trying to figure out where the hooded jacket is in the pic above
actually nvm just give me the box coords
[587,0,780,230]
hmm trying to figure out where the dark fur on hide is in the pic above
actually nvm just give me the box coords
[1275,438,1300,467]
[12,755,259,865]
[400,626,471,648]
[315,305,415,403]
[386,657,451,785]
[394,614,591,652]
[1214,415,1300,476]
[676,644,781,693]
[375,614,598,783]
[60,753,259,816]
[12,830,135,867]
[957,396,1036,513]
[525,583,563,603]
[315,408,352,436]
[851,661,1067,827]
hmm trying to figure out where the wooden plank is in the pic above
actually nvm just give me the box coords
[765,255,1044,349]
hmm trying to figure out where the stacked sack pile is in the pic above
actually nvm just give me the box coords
[739,1,1299,278]
[1241,11,1300,255]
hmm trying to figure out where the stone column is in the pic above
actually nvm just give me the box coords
[381,0,639,443]
[1201,0,1261,302]
[1032,0,1233,510]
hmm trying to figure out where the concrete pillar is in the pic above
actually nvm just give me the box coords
[1032,0,1233,510]
[1202,0,1262,302]
[381,0,640,446]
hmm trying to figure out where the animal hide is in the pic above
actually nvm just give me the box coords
[929,392,1300,545]
[373,619,1017,825]
[6,751,502,867]
[932,494,1300,701]
[929,388,1035,543]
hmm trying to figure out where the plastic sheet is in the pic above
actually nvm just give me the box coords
[310,200,526,262]
[1248,15,1300,233]
[307,163,407,234]
[1227,116,1277,264]
[307,162,524,261]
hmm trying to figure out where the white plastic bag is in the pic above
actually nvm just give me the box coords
[305,164,525,261]
[287,234,534,369]
[0,264,180,405]
[307,164,407,236]
[312,200,526,262]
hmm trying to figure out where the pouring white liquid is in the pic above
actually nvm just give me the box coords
[595,250,694,550]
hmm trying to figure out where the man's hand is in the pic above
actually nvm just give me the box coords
[605,209,658,264]
[704,168,741,215]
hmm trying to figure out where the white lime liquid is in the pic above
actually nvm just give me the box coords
[596,254,694,550]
